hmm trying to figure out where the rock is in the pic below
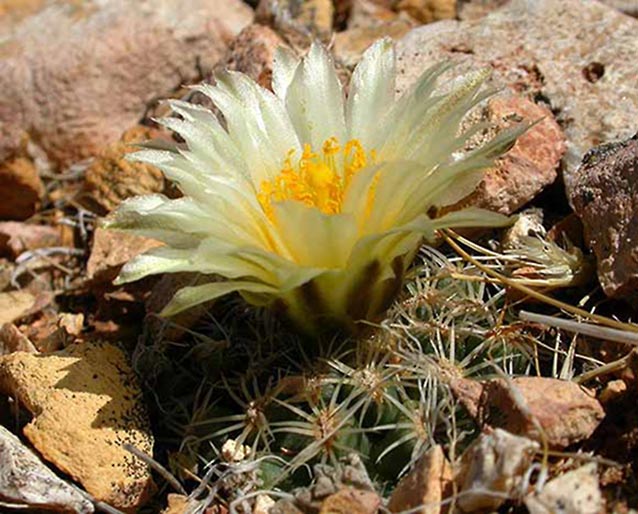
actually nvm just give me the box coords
[220,439,251,463]
[81,126,169,216]
[568,134,638,298]
[87,227,162,284]
[450,95,565,215]
[395,0,456,23]
[293,455,376,513]
[0,323,37,355]
[19,312,85,353]
[256,0,334,39]
[319,487,381,514]
[0,341,154,511]
[334,16,417,67]
[459,0,638,19]
[0,424,94,513]
[347,0,407,28]
[0,156,44,220]
[450,376,605,448]
[599,379,627,404]
[396,0,638,191]
[213,24,287,90]
[457,0,509,20]
[0,222,63,259]
[145,273,215,340]
[501,208,546,249]
[162,494,189,514]
[0,0,252,168]
[387,445,453,514]
[0,290,36,325]
[524,463,602,514]
[601,0,638,16]
[456,429,538,512]
[271,499,305,514]
[254,494,276,514]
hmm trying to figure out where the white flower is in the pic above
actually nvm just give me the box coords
[105,39,523,333]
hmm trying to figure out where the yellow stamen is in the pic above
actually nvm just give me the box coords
[258,138,375,220]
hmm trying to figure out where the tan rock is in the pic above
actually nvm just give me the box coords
[457,429,538,512]
[334,18,417,67]
[395,0,456,23]
[213,24,287,90]
[348,0,404,28]
[450,376,605,449]
[388,445,453,514]
[0,157,44,220]
[0,221,63,258]
[0,290,36,325]
[0,323,37,355]
[163,495,228,514]
[524,463,602,514]
[256,0,334,38]
[87,227,162,284]
[81,126,169,215]
[21,311,85,353]
[0,424,94,513]
[319,487,381,514]
[599,379,627,404]
[162,494,189,514]
[0,0,252,167]
[0,341,154,511]
[254,494,276,514]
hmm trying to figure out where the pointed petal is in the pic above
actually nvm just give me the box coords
[429,207,513,231]
[346,38,396,149]
[195,72,300,185]
[285,42,346,150]
[161,281,278,316]
[272,46,300,100]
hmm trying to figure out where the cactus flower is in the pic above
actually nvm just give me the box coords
[104,39,522,333]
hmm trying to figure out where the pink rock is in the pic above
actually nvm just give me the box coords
[396,0,638,196]
[0,222,62,259]
[213,24,287,90]
[0,0,252,168]
[87,227,162,284]
[450,376,605,449]
[450,95,565,215]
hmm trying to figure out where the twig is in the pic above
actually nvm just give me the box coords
[442,230,638,335]
[519,310,638,346]
[123,443,187,495]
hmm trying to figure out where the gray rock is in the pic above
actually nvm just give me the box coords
[569,134,638,297]
[459,0,638,19]
[396,0,638,200]
[0,425,94,513]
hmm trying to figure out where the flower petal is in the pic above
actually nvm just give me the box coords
[285,42,346,150]
[195,73,300,184]
[272,201,358,268]
[161,281,278,316]
[345,38,396,149]
[272,46,300,100]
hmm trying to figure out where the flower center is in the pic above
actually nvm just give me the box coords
[257,137,375,220]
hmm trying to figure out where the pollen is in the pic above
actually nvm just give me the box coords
[257,137,375,220]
